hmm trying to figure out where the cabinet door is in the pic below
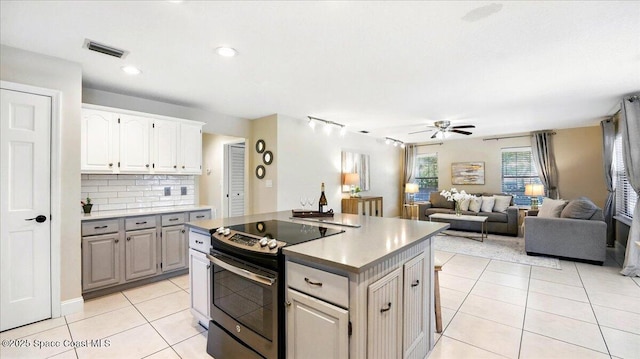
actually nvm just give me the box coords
[81,109,118,172]
[153,119,179,173]
[286,288,348,359]
[125,228,158,280]
[189,249,210,325]
[403,253,427,359]
[162,225,187,272]
[82,233,121,291]
[368,267,402,359]
[179,123,202,174]
[119,114,151,172]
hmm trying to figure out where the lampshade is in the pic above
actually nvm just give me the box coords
[344,173,360,186]
[524,184,545,196]
[405,183,419,194]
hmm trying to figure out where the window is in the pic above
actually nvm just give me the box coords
[614,132,636,219]
[501,147,543,206]
[414,153,438,202]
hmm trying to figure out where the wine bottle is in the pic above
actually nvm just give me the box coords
[318,182,328,213]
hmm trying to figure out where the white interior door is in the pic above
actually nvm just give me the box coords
[226,143,245,217]
[0,89,52,331]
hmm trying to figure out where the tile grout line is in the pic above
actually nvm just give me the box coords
[576,262,613,358]
[516,263,533,359]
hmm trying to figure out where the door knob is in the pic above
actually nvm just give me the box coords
[25,215,47,223]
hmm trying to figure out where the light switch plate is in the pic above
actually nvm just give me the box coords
[266,180,273,188]
[181,186,187,195]
[164,187,171,196]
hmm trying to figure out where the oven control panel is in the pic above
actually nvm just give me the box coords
[212,227,285,255]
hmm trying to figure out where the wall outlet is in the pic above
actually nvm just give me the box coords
[181,186,187,195]
[164,187,171,196]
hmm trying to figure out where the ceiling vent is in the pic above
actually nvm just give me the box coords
[84,39,128,59]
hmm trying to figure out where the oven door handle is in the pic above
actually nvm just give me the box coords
[207,254,276,286]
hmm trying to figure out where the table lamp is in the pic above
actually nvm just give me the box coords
[405,183,419,204]
[344,173,360,197]
[524,184,545,210]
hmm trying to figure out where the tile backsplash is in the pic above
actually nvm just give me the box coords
[81,174,195,212]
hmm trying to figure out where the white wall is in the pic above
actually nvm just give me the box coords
[276,115,403,217]
[1,45,82,301]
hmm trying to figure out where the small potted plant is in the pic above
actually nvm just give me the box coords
[81,197,93,214]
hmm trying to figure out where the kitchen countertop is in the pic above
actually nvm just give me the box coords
[186,211,448,273]
[81,205,213,221]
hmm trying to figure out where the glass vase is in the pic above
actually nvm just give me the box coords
[455,201,462,216]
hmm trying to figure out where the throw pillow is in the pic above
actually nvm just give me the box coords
[561,197,598,220]
[538,197,568,218]
[468,197,482,213]
[493,195,512,213]
[480,196,495,212]
[430,192,455,209]
[459,198,471,211]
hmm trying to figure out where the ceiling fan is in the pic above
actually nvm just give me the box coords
[409,120,476,139]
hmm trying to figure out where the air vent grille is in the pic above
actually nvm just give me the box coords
[84,39,126,58]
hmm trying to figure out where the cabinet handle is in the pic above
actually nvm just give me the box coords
[115,239,119,243]
[146,164,149,168]
[94,225,108,229]
[196,215,205,218]
[135,221,147,225]
[127,237,131,241]
[181,229,185,233]
[206,264,211,269]
[285,300,291,307]
[169,218,179,221]
[173,165,177,169]
[182,165,185,169]
[411,280,420,287]
[380,302,392,313]
[304,278,323,287]
[109,163,113,167]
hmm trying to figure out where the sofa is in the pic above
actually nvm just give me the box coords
[524,197,606,265]
[418,192,519,236]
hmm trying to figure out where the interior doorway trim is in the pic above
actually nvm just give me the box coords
[1,80,62,318]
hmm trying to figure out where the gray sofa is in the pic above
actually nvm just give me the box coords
[524,197,606,265]
[418,192,519,236]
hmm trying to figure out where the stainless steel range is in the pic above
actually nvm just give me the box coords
[206,220,344,359]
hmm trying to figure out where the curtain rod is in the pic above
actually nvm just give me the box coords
[483,132,556,142]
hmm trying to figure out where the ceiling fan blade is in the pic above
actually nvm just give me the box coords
[451,129,473,135]
[430,132,439,139]
[408,129,434,135]
[452,125,475,129]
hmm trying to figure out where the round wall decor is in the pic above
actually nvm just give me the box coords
[263,150,273,165]
[256,165,266,179]
[255,139,266,153]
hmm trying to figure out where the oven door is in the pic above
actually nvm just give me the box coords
[207,251,278,359]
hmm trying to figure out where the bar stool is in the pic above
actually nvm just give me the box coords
[434,263,443,333]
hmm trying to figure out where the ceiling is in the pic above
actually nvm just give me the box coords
[1,1,639,143]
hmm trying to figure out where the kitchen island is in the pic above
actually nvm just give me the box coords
[186,211,448,359]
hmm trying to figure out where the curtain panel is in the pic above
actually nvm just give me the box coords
[601,118,616,247]
[620,94,640,277]
[403,144,417,204]
[531,131,560,199]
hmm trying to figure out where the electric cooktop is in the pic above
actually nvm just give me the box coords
[226,220,344,246]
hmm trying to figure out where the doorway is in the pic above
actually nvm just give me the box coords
[224,142,245,217]
[0,87,53,331]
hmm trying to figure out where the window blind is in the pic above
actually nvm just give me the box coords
[614,132,636,219]
[413,153,438,202]
[501,147,543,206]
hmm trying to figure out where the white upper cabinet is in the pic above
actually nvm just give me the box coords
[119,115,152,173]
[179,122,202,174]
[81,105,203,174]
[81,109,119,172]
[153,119,179,173]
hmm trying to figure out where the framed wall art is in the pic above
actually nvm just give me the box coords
[451,161,485,185]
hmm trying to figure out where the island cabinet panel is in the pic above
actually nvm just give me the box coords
[403,253,428,359]
[82,233,121,291]
[286,288,349,359]
[367,267,402,359]
[125,228,158,281]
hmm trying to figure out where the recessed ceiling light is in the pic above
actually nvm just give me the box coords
[121,65,142,75]
[215,47,238,57]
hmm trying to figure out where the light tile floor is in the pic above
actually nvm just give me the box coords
[430,248,640,359]
[1,249,639,359]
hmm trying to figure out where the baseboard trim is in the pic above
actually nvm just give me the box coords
[60,297,84,316]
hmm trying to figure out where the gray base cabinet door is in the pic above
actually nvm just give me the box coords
[162,225,187,272]
[286,288,348,359]
[125,228,158,280]
[368,267,402,359]
[82,233,121,291]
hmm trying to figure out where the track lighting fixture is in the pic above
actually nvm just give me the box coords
[307,116,346,137]
[384,137,405,148]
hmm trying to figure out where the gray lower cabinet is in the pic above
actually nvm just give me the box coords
[162,225,187,272]
[125,228,158,281]
[82,232,121,291]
